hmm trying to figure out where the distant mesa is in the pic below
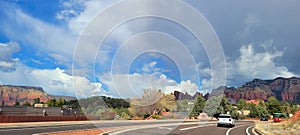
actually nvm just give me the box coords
[1,77,300,106]
[216,77,300,103]
[174,77,300,103]
[0,85,76,106]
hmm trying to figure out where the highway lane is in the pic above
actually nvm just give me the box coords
[0,123,97,135]
[108,121,256,135]
[0,120,196,135]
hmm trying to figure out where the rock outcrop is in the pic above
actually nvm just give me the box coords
[222,77,300,103]
[0,85,75,106]
[174,77,300,103]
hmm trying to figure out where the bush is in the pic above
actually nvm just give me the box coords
[132,116,143,120]
[143,114,151,119]
[100,111,115,120]
[121,112,131,120]
[151,114,163,119]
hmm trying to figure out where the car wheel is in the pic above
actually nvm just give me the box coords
[217,124,220,127]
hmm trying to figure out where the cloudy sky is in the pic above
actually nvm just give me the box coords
[0,0,299,98]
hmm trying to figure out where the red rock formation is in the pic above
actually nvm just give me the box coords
[218,77,300,103]
[0,85,75,106]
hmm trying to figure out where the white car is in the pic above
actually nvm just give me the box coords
[217,114,235,127]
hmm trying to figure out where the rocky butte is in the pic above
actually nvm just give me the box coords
[174,77,300,103]
[0,85,75,106]
[220,77,300,103]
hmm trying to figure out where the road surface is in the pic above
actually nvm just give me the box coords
[107,121,256,135]
[0,120,257,135]
[0,120,194,135]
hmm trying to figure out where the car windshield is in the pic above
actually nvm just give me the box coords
[219,115,230,118]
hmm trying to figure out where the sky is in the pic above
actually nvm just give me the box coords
[0,0,299,98]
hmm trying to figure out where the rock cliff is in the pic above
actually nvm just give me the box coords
[174,77,300,103]
[0,85,75,106]
[223,77,300,103]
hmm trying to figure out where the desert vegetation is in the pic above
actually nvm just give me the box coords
[255,109,300,135]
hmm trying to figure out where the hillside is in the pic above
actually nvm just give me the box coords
[0,85,75,106]
[174,77,300,103]
[222,77,300,103]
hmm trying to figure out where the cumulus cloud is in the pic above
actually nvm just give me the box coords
[58,0,119,35]
[99,72,199,98]
[197,41,297,89]
[226,42,296,85]
[0,6,76,65]
[0,42,20,72]
[0,62,108,98]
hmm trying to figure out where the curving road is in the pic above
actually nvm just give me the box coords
[0,120,257,135]
[0,120,193,135]
[107,121,256,135]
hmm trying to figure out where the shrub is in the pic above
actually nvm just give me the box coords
[100,111,115,120]
[132,116,143,120]
[151,114,162,119]
[121,112,131,120]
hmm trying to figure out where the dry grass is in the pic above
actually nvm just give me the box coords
[255,110,300,135]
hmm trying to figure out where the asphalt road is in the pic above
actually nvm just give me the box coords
[0,120,195,135]
[0,120,256,135]
[108,121,256,135]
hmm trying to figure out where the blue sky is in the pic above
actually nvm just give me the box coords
[0,0,300,98]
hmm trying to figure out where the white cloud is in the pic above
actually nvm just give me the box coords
[0,42,20,72]
[60,0,119,35]
[1,8,76,64]
[141,61,159,73]
[0,62,107,98]
[226,42,296,85]
[197,42,297,90]
[99,72,199,98]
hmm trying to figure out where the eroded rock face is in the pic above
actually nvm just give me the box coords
[222,77,300,102]
[0,85,77,106]
[0,85,49,106]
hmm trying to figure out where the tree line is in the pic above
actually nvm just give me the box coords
[13,97,80,109]
[11,90,300,120]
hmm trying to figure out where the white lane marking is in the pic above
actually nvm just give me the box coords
[158,127,173,130]
[179,124,215,131]
[225,124,248,135]
[104,122,216,135]
[252,126,259,135]
[246,126,254,135]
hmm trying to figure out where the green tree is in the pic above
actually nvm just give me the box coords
[282,101,291,114]
[56,97,65,108]
[33,97,40,105]
[46,99,56,107]
[189,96,206,118]
[266,96,282,115]
[159,93,177,112]
[257,104,268,117]
[65,99,80,109]
[248,103,268,118]
[230,109,240,119]
[22,101,31,106]
[14,101,20,106]
[248,103,258,118]
[220,95,231,114]
[237,99,247,115]
[204,95,222,117]
[291,104,299,114]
